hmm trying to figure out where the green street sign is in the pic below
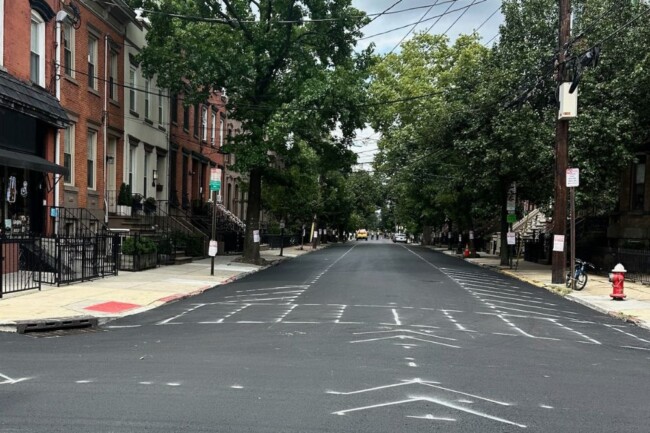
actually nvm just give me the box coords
[210,180,221,191]
[507,213,517,223]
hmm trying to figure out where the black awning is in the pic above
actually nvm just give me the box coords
[0,70,69,128]
[0,148,69,176]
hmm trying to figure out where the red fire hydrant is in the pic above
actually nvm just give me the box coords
[609,263,627,300]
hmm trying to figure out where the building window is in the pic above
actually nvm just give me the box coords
[211,112,216,146]
[129,146,136,188]
[183,105,190,131]
[144,151,150,197]
[201,106,208,141]
[171,94,178,123]
[632,155,646,211]
[193,104,200,137]
[144,80,151,119]
[158,90,164,125]
[87,35,98,90]
[129,67,137,112]
[63,23,75,77]
[87,130,97,189]
[219,118,224,148]
[109,51,118,101]
[63,124,75,185]
[30,11,45,86]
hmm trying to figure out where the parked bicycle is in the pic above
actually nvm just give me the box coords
[566,258,595,290]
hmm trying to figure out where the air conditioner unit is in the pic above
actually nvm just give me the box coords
[558,82,577,120]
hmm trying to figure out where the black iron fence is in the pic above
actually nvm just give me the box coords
[577,246,650,285]
[0,237,42,297]
[37,234,119,286]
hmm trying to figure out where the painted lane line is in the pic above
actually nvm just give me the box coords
[228,296,299,302]
[407,415,456,421]
[492,332,520,337]
[392,309,402,326]
[441,310,471,332]
[464,287,545,300]
[419,383,511,406]
[166,382,181,386]
[139,382,153,385]
[0,373,31,385]
[236,321,265,324]
[354,329,457,341]
[276,304,298,322]
[106,325,142,329]
[540,404,554,409]
[199,319,224,324]
[621,345,650,351]
[408,362,418,367]
[283,321,322,324]
[231,385,244,389]
[235,285,309,293]
[458,399,474,404]
[465,290,556,305]
[415,397,526,428]
[548,319,601,345]
[333,398,420,415]
[326,379,440,395]
[491,306,565,318]
[605,325,650,344]
[349,335,461,348]
[412,324,441,329]
[496,315,559,341]
[156,303,207,325]
[481,299,570,313]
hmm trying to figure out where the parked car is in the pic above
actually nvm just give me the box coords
[356,229,368,241]
[393,233,407,243]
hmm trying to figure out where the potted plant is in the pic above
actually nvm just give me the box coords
[120,235,158,271]
[144,197,157,215]
[131,193,143,215]
[116,183,132,216]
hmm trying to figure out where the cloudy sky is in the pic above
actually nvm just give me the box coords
[349,0,504,168]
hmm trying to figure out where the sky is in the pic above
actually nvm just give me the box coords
[349,0,504,168]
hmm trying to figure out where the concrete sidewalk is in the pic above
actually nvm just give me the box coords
[0,245,319,333]
[432,247,650,331]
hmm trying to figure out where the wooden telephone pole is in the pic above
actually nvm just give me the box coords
[551,0,572,284]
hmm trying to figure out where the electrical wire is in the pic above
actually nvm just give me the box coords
[442,0,478,36]
[359,0,487,41]
[387,0,442,55]
[474,4,501,32]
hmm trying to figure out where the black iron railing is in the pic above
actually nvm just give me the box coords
[0,237,42,297]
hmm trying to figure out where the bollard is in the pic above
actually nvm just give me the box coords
[609,263,626,300]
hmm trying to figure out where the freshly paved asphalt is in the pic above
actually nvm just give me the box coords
[1,241,650,432]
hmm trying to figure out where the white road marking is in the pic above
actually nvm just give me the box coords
[231,385,244,389]
[106,325,142,329]
[392,309,402,326]
[605,325,650,344]
[548,319,601,345]
[166,382,181,386]
[408,362,418,367]
[326,379,440,395]
[139,382,153,385]
[276,304,298,322]
[442,310,470,332]
[621,345,650,351]
[157,303,207,325]
[76,380,93,384]
[354,329,457,341]
[350,335,461,348]
[540,404,553,409]
[407,414,456,421]
[496,315,559,341]
[0,373,30,385]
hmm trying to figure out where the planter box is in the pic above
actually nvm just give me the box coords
[120,253,157,271]
[116,205,132,217]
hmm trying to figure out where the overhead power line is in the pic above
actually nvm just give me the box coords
[387,0,442,55]
[442,0,478,36]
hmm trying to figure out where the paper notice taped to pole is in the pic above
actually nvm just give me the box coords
[553,235,565,252]
[507,232,516,245]
[253,230,260,243]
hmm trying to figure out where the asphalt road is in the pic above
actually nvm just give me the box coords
[2,241,650,432]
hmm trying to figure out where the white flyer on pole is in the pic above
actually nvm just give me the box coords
[553,235,565,252]
[506,232,516,245]
[208,240,218,257]
[566,168,579,187]
[253,230,260,243]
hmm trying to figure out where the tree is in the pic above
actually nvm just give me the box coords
[135,0,370,263]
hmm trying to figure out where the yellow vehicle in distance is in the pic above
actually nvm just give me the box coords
[356,229,368,241]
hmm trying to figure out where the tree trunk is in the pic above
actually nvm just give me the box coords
[242,167,262,264]
[499,180,510,266]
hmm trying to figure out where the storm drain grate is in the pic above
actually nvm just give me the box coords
[16,317,98,335]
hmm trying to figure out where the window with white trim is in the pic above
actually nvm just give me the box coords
[64,124,75,185]
[211,112,216,146]
[144,80,151,119]
[63,23,75,77]
[87,130,97,189]
[158,90,164,125]
[201,106,208,141]
[87,35,98,90]
[219,118,224,148]
[109,51,118,101]
[129,67,137,112]
[30,11,45,86]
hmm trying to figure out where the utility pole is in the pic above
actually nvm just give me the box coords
[551,0,572,284]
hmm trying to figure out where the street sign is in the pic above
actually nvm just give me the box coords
[209,180,221,191]
[507,213,517,223]
[210,168,222,191]
[208,240,218,257]
[566,168,579,187]
[507,183,517,212]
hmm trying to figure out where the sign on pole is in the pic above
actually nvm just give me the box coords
[507,182,517,212]
[208,240,218,257]
[553,234,565,252]
[506,232,516,245]
[566,168,579,187]
[253,230,260,243]
[210,168,222,191]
